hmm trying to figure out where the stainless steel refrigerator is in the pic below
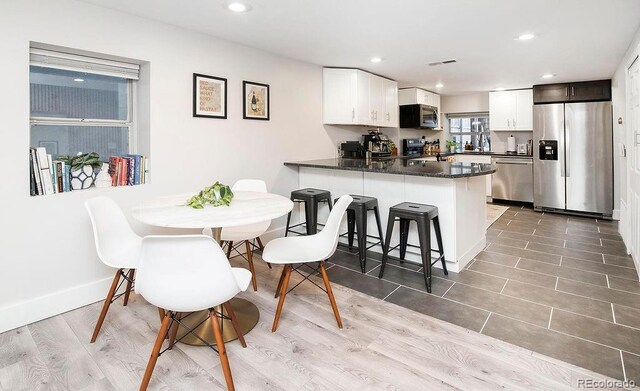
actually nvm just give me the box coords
[533,102,613,217]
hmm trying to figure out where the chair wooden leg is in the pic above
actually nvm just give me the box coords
[274,266,287,298]
[140,311,172,391]
[168,312,182,350]
[272,265,292,332]
[226,241,233,259]
[223,302,247,348]
[319,261,343,329]
[245,241,258,291]
[210,309,235,391]
[255,237,272,269]
[123,269,135,306]
[90,269,122,343]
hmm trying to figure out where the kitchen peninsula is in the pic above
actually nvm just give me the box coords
[284,158,495,272]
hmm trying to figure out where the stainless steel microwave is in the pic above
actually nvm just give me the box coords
[399,104,439,129]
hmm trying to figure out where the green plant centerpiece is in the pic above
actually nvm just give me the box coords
[58,152,102,190]
[187,182,234,209]
[445,140,458,153]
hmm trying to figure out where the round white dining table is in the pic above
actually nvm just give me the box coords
[132,190,294,345]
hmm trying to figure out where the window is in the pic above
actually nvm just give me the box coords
[29,48,140,161]
[449,114,491,151]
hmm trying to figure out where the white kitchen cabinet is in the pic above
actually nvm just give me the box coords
[383,78,398,127]
[489,89,533,131]
[323,68,398,127]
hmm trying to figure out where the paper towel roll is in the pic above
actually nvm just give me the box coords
[507,136,516,152]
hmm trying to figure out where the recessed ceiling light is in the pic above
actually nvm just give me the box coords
[542,74,555,79]
[494,87,506,91]
[435,83,444,88]
[516,33,536,41]
[370,57,382,63]
[73,78,84,82]
[227,2,250,12]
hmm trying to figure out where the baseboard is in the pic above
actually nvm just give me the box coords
[456,236,487,272]
[613,208,620,221]
[0,276,114,334]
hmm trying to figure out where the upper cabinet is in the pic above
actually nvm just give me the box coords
[533,80,611,104]
[398,87,442,129]
[489,89,533,131]
[323,68,398,127]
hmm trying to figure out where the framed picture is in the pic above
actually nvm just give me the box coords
[193,73,227,119]
[243,81,270,120]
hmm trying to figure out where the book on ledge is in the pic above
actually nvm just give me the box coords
[108,154,148,187]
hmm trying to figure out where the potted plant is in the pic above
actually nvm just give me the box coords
[387,139,398,156]
[58,152,102,190]
[445,140,458,153]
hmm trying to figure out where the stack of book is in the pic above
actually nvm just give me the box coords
[108,155,149,186]
[29,147,71,196]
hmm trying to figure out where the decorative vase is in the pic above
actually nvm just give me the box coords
[94,163,112,188]
[449,146,456,153]
[70,165,97,190]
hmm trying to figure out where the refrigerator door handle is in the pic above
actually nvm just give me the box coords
[565,119,571,178]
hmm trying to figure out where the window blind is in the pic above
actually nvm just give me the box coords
[30,48,140,80]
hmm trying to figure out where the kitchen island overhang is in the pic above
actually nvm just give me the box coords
[284,158,495,273]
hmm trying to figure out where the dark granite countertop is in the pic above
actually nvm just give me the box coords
[401,151,533,159]
[284,158,495,178]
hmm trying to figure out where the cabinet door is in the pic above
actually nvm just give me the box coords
[416,89,428,105]
[489,91,516,131]
[514,89,533,130]
[569,80,612,102]
[383,79,398,127]
[533,83,570,104]
[355,71,371,125]
[323,68,357,124]
[369,75,384,125]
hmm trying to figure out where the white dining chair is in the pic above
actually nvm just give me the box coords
[136,235,251,391]
[85,196,142,343]
[262,194,353,332]
[204,179,272,291]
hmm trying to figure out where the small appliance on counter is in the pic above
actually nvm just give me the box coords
[363,130,392,158]
[402,138,423,157]
[340,141,365,158]
[517,143,528,155]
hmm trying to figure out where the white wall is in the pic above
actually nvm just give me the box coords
[0,0,336,332]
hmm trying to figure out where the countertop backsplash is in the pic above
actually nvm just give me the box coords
[490,130,533,153]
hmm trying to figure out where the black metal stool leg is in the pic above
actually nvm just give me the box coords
[304,199,318,235]
[433,215,448,275]
[327,196,333,211]
[378,214,396,279]
[373,206,384,249]
[355,207,367,273]
[417,219,432,293]
[347,209,356,248]
[285,197,294,237]
[399,218,410,262]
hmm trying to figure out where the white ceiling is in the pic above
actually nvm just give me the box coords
[81,0,640,95]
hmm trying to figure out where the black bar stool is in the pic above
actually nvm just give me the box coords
[285,188,333,236]
[336,195,384,273]
[378,202,447,293]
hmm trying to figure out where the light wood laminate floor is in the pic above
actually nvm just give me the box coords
[0,253,622,390]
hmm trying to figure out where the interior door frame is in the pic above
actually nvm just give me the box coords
[625,48,640,267]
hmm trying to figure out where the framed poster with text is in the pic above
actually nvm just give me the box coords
[193,73,227,119]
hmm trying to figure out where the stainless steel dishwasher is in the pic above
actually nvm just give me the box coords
[491,157,534,202]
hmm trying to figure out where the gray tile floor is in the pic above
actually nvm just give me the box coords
[325,204,640,382]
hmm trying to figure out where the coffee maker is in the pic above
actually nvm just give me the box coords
[363,130,391,158]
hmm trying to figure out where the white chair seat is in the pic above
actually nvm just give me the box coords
[262,235,337,264]
[232,267,253,292]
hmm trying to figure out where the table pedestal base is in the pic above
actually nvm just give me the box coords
[177,298,260,345]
